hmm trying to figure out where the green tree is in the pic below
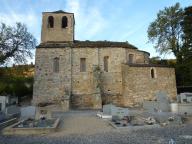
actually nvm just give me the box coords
[178,6,192,86]
[181,6,192,62]
[149,56,161,64]
[0,22,36,65]
[148,3,192,87]
[147,3,183,63]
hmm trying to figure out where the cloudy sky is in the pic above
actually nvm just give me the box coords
[0,0,191,63]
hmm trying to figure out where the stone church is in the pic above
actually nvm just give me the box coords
[33,10,177,110]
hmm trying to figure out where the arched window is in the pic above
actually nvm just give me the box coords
[151,68,155,78]
[128,54,134,64]
[104,56,109,72]
[48,16,54,28]
[62,16,68,28]
[80,58,86,72]
[53,57,59,72]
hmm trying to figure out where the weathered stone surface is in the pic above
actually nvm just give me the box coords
[20,106,36,119]
[122,65,177,107]
[41,12,74,42]
[33,10,177,109]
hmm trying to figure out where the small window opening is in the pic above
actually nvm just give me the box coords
[151,68,155,78]
[48,16,54,28]
[62,16,68,28]
[53,57,59,72]
[80,58,86,72]
[129,54,134,63]
[104,56,109,72]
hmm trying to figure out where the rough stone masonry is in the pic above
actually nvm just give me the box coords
[33,10,177,110]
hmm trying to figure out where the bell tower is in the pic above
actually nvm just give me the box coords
[41,10,75,43]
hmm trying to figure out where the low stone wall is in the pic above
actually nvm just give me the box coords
[122,64,177,107]
[35,105,68,119]
[170,103,192,115]
[33,47,148,109]
[0,118,18,130]
[3,118,60,135]
[109,121,160,130]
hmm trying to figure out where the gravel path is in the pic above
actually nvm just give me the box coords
[1,110,192,144]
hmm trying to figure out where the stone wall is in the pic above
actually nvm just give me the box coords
[71,48,101,109]
[68,47,148,108]
[122,64,177,107]
[41,12,74,42]
[33,48,72,109]
[125,49,149,64]
[34,10,177,110]
[33,46,176,110]
[70,47,127,108]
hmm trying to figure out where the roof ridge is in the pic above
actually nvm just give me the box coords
[37,40,140,49]
[43,10,74,14]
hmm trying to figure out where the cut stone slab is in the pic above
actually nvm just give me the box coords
[103,104,129,118]
[0,112,6,122]
[3,118,60,135]
[170,103,192,115]
[20,106,36,119]
[156,91,170,112]
[96,112,112,119]
[143,91,171,112]
[103,104,116,115]
[156,91,170,103]
[143,101,158,112]
[6,105,20,116]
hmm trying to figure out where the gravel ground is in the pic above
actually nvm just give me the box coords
[1,110,192,144]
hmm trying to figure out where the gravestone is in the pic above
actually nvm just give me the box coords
[103,104,129,119]
[143,91,171,112]
[0,96,7,112]
[103,104,116,115]
[0,112,6,122]
[156,91,170,112]
[112,106,129,118]
[21,106,36,119]
[6,105,20,116]
[143,101,158,112]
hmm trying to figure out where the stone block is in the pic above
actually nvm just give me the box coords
[6,105,20,116]
[20,106,36,119]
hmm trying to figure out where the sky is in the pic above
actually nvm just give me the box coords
[0,0,191,64]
